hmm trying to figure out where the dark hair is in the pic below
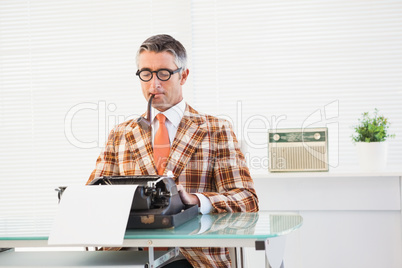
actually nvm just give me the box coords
[136,34,187,71]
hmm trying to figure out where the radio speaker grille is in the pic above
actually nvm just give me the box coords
[269,128,328,172]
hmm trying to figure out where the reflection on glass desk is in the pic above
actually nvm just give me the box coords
[0,212,302,248]
[0,212,303,268]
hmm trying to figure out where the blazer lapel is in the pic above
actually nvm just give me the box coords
[124,121,156,175]
[165,106,207,179]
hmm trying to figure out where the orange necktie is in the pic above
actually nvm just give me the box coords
[154,114,170,175]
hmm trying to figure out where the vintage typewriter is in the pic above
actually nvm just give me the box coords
[57,175,198,229]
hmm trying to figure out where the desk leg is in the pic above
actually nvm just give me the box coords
[266,236,286,268]
[146,247,180,268]
[148,247,154,268]
[235,247,244,268]
[256,236,287,268]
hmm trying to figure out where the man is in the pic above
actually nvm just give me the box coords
[87,34,259,268]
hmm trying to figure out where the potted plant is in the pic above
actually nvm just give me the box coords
[352,109,395,172]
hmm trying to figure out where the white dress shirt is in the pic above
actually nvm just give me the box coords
[152,99,212,214]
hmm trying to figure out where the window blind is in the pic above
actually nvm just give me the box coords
[1,0,401,218]
[0,0,191,217]
[191,0,402,174]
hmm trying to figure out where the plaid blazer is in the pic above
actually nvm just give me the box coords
[87,104,259,268]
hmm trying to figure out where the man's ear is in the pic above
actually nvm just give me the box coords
[180,69,190,85]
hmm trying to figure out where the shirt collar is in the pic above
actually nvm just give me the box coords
[153,99,186,128]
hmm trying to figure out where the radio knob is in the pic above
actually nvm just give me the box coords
[273,134,280,141]
[314,133,321,140]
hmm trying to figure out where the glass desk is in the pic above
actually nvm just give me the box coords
[0,212,303,268]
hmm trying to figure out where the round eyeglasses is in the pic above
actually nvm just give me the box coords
[136,68,182,82]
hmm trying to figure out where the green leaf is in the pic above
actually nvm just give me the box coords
[351,109,395,143]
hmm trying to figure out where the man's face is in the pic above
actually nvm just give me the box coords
[138,51,189,112]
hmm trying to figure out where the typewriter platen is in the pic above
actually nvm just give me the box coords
[57,175,198,229]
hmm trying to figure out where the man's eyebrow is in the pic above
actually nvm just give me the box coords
[139,68,174,72]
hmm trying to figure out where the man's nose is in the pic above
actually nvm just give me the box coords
[149,74,162,88]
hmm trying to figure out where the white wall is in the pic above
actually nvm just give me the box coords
[244,174,402,268]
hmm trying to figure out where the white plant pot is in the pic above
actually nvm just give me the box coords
[355,141,388,172]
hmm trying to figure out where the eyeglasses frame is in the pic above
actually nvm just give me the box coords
[136,67,183,82]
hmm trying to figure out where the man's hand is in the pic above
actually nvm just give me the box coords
[176,184,200,206]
